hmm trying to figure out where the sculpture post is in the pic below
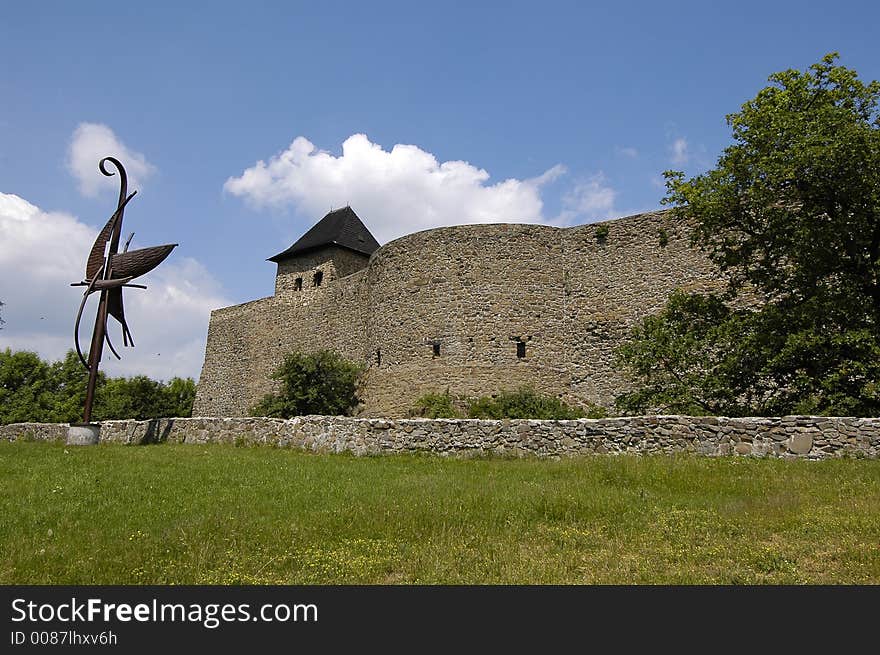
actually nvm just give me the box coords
[67,157,178,444]
[82,288,108,423]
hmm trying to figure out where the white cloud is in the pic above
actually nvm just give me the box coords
[67,123,156,197]
[555,173,617,224]
[224,134,610,242]
[615,146,639,159]
[669,137,689,165]
[0,192,230,381]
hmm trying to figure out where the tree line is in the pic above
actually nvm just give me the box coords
[0,349,195,424]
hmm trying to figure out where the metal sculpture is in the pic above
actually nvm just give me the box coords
[71,157,177,424]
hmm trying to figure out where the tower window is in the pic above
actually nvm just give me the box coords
[313,270,323,287]
[432,342,441,357]
[294,277,302,291]
[516,341,526,358]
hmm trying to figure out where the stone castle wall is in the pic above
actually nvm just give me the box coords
[194,269,368,417]
[3,416,878,460]
[194,210,722,417]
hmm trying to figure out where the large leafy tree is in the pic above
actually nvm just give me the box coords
[617,54,880,416]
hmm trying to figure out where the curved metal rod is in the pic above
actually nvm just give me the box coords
[74,284,126,365]
[103,318,122,360]
[73,275,99,370]
[99,156,128,212]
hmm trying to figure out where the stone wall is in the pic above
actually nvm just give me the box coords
[194,209,723,417]
[3,416,877,460]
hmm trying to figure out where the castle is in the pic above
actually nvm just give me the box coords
[193,207,721,417]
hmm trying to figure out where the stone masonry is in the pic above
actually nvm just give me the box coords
[193,209,723,417]
[2,416,877,459]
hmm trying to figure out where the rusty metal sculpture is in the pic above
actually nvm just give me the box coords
[71,157,177,426]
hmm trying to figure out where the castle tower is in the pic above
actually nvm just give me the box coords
[268,206,380,297]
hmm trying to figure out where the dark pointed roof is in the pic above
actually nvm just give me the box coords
[268,206,381,262]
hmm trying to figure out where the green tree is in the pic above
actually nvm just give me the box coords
[47,350,103,423]
[250,350,363,418]
[665,53,880,313]
[0,349,55,423]
[96,376,166,420]
[162,377,197,418]
[0,348,195,424]
[1,349,109,424]
[95,375,196,420]
[617,54,880,416]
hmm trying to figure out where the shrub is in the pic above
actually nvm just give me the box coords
[583,404,609,419]
[251,350,363,418]
[467,387,585,420]
[411,391,464,418]
[595,224,609,243]
[412,387,607,420]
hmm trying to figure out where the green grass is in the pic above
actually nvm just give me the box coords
[1,442,879,584]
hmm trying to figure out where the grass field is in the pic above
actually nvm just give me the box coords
[1,441,878,584]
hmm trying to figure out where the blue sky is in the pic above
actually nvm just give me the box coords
[1,1,878,380]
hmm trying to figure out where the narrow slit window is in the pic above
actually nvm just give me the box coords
[376,349,381,366]
[516,341,526,358]
[313,270,323,287]
[294,277,302,291]
[432,343,441,357]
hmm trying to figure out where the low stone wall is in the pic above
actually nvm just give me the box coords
[1,416,878,459]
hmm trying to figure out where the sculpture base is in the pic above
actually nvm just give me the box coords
[67,423,100,446]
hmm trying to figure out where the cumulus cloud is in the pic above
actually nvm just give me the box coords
[669,137,689,165]
[0,192,230,380]
[556,173,617,223]
[224,134,609,242]
[67,123,156,197]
